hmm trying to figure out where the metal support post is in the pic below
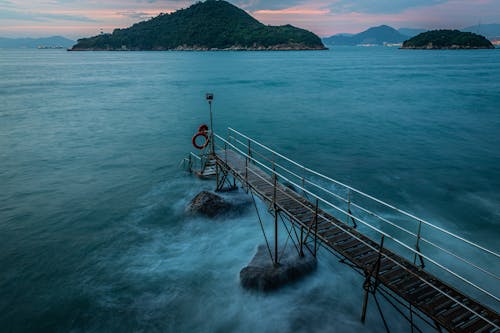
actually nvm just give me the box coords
[300,226,304,257]
[274,208,279,266]
[272,159,279,266]
[215,163,220,191]
[346,190,357,228]
[361,286,370,323]
[314,198,319,256]
[346,190,350,225]
[208,98,214,156]
[224,142,227,164]
[414,221,425,268]
[245,139,250,188]
[362,235,385,323]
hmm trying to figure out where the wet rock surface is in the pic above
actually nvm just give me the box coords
[187,191,232,217]
[240,244,317,291]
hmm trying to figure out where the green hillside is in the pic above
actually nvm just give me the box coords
[71,0,326,51]
[402,30,494,49]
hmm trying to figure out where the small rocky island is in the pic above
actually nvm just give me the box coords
[70,0,326,51]
[401,30,494,49]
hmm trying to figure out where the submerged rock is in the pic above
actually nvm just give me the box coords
[240,244,317,291]
[187,191,232,217]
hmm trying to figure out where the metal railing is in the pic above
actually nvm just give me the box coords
[181,146,212,174]
[211,128,499,328]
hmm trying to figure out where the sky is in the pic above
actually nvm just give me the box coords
[0,0,499,39]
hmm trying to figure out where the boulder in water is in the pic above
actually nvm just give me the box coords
[240,244,317,291]
[187,191,232,217]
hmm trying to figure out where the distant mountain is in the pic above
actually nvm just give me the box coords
[0,36,75,48]
[323,25,407,46]
[462,24,500,39]
[71,0,326,51]
[401,30,494,49]
[398,28,427,37]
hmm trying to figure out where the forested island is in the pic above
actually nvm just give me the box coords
[401,30,494,49]
[70,0,326,51]
[323,25,408,46]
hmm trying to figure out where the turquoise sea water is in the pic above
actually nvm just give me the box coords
[1,47,499,332]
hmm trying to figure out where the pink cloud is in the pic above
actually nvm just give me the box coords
[254,9,330,15]
[1,0,499,38]
[253,0,500,36]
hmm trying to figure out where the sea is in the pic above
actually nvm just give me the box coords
[0,47,499,332]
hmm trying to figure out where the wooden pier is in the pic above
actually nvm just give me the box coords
[188,127,500,333]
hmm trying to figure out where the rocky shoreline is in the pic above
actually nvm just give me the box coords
[69,43,328,51]
[401,44,495,50]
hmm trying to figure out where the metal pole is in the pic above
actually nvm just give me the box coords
[245,140,250,186]
[362,235,384,323]
[414,221,424,268]
[274,209,279,266]
[209,100,214,155]
[215,163,219,190]
[273,160,278,266]
[300,226,304,257]
[314,198,319,256]
[361,287,370,323]
[346,190,351,225]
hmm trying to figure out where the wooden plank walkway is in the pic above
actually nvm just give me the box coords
[216,149,500,333]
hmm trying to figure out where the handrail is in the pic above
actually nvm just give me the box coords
[215,131,500,302]
[232,137,500,280]
[190,152,201,161]
[224,132,500,283]
[227,136,500,281]
[213,133,500,327]
[228,127,500,259]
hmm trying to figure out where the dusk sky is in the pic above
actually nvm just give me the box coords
[1,0,499,39]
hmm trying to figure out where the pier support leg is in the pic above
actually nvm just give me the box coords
[274,209,279,266]
[215,163,220,190]
[300,226,304,257]
[361,279,370,323]
[434,321,443,333]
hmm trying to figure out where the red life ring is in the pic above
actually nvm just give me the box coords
[198,124,209,133]
[192,132,209,150]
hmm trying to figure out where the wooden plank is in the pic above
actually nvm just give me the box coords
[395,276,423,291]
[320,227,343,238]
[438,304,472,323]
[338,238,362,251]
[356,252,380,266]
[415,288,439,304]
[296,208,315,217]
[314,218,332,229]
[451,307,480,325]
[286,206,309,216]
[378,257,398,272]
[465,320,494,333]
[380,267,408,282]
[276,195,299,203]
[457,315,489,331]
[328,232,352,244]
[347,245,373,258]
[317,221,339,233]
[433,299,458,316]
[406,283,434,297]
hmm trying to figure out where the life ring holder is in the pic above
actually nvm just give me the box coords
[192,132,209,150]
[198,124,209,133]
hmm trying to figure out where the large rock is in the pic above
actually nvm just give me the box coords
[187,191,232,217]
[240,244,317,291]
